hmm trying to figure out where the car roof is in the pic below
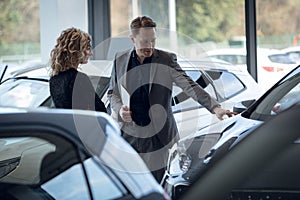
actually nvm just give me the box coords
[0,107,118,153]
[257,47,288,55]
[206,47,292,56]
[1,60,113,83]
[282,46,300,52]
[6,58,243,81]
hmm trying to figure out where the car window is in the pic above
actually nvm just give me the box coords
[205,70,245,99]
[172,70,217,112]
[0,135,91,199]
[0,137,55,184]
[271,82,300,115]
[186,70,216,97]
[0,79,49,107]
[41,96,55,107]
[90,76,110,98]
[250,67,300,120]
[0,133,128,200]
[228,137,300,199]
[42,162,91,200]
[84,158,126,200]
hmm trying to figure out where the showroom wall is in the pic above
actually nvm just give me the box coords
[39,0,88,63]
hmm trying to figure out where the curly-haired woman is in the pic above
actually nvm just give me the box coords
[49,27,107,112]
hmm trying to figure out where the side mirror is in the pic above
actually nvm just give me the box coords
[233,99,255,113]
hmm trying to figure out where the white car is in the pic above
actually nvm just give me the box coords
[0,60,43,82]
[0,59,262,139]
[205,48,247,71]
[206,48,298,91]
[256,48,298,90]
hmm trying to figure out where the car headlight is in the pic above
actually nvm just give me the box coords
[178,153,191,173]
[167,142,192,176]
[0,157,20,179]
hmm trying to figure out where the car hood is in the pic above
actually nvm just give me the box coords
[207,116,263,150]
[167,115,263,178]
[179,115,264,158]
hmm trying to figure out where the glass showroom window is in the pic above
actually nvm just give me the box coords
[110,0,245,59]
[0,0,40,65]
[256,0,300,88]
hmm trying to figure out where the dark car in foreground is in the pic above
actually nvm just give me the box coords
[162,65,300,199]
[0,107,169,200]
[181,103,300,200]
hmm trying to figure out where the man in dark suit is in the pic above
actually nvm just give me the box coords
[107,16,234,182]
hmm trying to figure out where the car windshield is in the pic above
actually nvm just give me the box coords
[247,66,300,121]
[0,79,50,108]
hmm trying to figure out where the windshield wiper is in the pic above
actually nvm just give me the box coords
[0,65,8,84]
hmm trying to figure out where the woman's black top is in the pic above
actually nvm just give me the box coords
[49,68,107,113]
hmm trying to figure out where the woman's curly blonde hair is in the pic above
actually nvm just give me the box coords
[49,27,91,76]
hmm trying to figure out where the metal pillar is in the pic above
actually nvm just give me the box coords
[88,0,111,60]
[245,0,258,81]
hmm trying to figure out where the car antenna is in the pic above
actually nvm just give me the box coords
[0,65,8,84]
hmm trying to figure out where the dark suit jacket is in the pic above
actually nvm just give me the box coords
[107,48,219,160]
